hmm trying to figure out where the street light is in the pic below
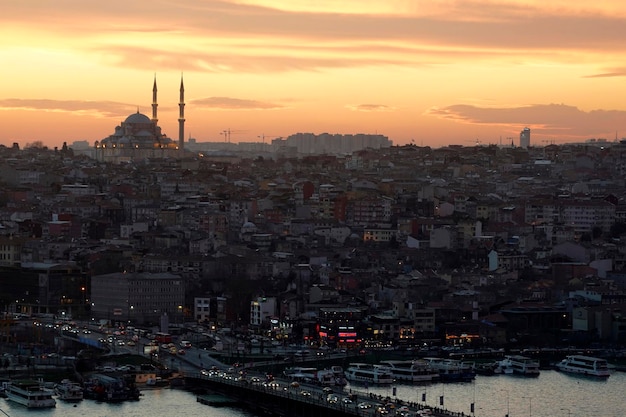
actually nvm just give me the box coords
[500,389,510,417]
[522,396,532,417]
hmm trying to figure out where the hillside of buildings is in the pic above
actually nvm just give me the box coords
[1,140,626,351]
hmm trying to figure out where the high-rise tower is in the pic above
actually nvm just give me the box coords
[152,75,158,124]
[520,127,530,149]
[178,75,185,150]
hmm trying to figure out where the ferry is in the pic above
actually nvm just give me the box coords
[55,379,84,402]
[555,355,611,378]
[5,379,56,408]
[344,363,394,384]
[378,360,440,383]
[497,355,540,377]
[423,358,475,382]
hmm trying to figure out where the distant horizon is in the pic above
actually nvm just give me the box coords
[3,2,626,149]
[16,132,623,153]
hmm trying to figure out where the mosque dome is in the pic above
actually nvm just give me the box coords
[124,112,152,124]
[136,130,153,137]
[241,221,257,232]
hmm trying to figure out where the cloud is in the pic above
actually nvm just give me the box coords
[426,103,626,136]
[191,97,285,110]
[583,68,626,78]
[0,98,135,118]
[5,0,626,76]
[347,104,394,112]
[94,45,411,73]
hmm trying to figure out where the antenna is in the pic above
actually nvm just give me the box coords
[257,134,279,144]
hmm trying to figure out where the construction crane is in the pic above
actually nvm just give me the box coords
[220,129,247,143]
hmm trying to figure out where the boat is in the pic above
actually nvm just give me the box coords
[5,379,56,408]
[55,379,84,402]
[283,367,318,383]
[474,362,498,376]
[423,358,475,382]
[344,363,394,384]
[378,360,440,383]
[315,369,335,386]
[497,355,540,377]
[555,355,611,378]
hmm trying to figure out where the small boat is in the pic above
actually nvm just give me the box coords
[55,379,84,402]
[497,355,540,377]
[423,358,475,382]
[555,355,611,378]
[344,363,394,384]
[5,379,56,408]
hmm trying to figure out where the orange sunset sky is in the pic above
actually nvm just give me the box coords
[2,0,626,149]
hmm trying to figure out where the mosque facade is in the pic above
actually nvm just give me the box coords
[94,76,186,163]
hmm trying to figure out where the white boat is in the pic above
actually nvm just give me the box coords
[555,355,611,378]
[423,358,475,382]
[379,360,440,383]
[497,355,540,377]
[315,369,337,386]
[283,367,318,383]
[5,379,56,408]
[55,379,84,402]
[344,363,394,384]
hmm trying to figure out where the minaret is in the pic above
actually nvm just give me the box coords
[151,74,158,124]
[178,74,185,150]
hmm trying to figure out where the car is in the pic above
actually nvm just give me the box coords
[301,390,311,397]
[178,349,186,355]
[126,340,136,346]
[200,369,209,376]
[327,395,339,404]
[358,402,372,409]
[323,387,334,394]
[342,397,353,404]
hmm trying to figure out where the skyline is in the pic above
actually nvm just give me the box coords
[2,1,626,149]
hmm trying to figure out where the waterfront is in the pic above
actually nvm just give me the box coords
[0,370,624,417]
[358,370,626,417]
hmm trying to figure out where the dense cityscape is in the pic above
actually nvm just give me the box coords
[1,106,626,355]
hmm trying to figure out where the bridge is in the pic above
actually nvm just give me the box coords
[183,368,473,417]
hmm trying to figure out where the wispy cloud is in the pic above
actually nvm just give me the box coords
[347,104,394,112]
[583,68,626,78]
[0,98,134,118]
[191,97,285,110]
[5,1,626,74]
[427,103,626,136]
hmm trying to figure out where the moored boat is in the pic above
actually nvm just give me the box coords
[344,363,394,384]
[555,355,611,378]
[423,357,475,382]
[379,359,440,383]
[497,355,540,377]
[55,379,84,402]
[5,379,56,408]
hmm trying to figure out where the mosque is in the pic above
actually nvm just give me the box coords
[94,76,187,163]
